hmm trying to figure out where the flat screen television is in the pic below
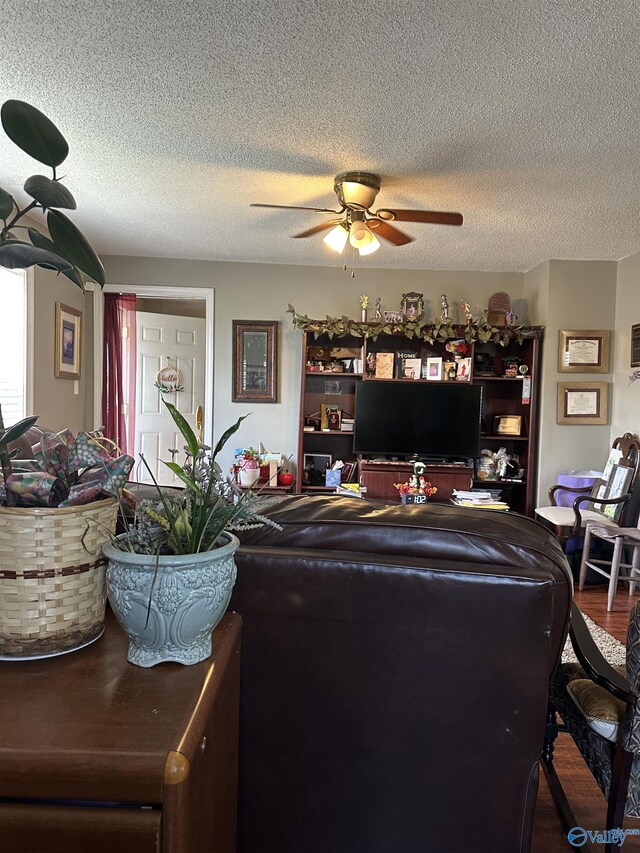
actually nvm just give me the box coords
[353,381,482,460]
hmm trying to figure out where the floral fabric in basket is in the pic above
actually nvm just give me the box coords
[4,430,134,507]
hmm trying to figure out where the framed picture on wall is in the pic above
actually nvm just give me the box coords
[557,381,609,425]
[232,320,278,402]
[631,324,640,368]
[54,303,82,380]
[558,329,610,373]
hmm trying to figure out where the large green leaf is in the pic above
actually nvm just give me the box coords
[0,187,14,220]
[163,402,199,459]
[24,175,76,210]
[28,228,85,290]
[0,239,72,272]
[59,265,86,290]
[47,209,105,285]
[1,100,69,168]
[0,415,39,446]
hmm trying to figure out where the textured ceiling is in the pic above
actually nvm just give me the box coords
[1,0,638,272]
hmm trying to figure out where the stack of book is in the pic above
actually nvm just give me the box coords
[451,490,509,511]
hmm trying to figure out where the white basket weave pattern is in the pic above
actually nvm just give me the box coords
[0,498,118,658]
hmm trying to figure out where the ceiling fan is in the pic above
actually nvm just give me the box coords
[251,171,463,256]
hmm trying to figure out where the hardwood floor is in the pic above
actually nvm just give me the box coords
[531,586,640,852]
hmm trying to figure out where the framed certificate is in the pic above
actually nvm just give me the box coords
[557,381,609,425]
[558,329,610,373]
[493,415,523,436]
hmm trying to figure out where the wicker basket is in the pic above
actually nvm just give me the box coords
[0,498,118,659]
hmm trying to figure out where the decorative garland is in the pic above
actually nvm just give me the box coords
[287,305,541,347]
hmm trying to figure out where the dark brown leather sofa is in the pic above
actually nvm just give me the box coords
[232,494,572,853]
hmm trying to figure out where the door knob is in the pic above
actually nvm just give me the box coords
[195,406,204,443]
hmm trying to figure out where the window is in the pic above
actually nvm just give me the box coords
[0,267,28,425]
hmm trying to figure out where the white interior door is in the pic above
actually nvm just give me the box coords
[135,311,206,486]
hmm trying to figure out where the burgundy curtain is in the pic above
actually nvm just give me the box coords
[102,293,137,455]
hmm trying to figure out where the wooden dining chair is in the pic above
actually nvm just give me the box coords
[535,433,640,553]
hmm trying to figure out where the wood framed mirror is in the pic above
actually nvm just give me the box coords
[232,320,278,403]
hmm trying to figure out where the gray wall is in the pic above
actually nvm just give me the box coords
[32,266,93,433]
[101,256,523,475]
[29,252,639,505]
[524,260,617,504]
[611,252,640,439]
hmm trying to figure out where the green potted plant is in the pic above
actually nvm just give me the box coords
[0,414,134,659]
[0,100,117,659]
[103,402,280,667]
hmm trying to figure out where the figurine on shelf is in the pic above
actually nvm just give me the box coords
[359,293,369,322]
[460,300,474,324]
[374,297,382,321]
[440,294,450,323]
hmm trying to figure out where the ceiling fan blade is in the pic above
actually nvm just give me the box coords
[251,203,340,214]
[368,220,414,246]
[376,208,464,226]
[293,220,343,238]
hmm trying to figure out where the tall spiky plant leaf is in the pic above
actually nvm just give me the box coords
[213,414,249,460]
[1,100,69,168]
[163,401,199,460]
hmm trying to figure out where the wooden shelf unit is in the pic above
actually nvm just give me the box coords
[296,326,543,515]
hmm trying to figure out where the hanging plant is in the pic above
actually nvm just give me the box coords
[287,305,539,347]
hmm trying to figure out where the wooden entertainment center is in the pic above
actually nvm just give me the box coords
[295,322,543,516]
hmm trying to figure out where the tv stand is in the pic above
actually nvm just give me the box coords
[295,320,542,514]
[359,460,473,503]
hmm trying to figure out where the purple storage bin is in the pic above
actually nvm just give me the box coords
[555,470,602,507]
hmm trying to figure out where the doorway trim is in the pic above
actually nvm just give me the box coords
[93,284,215,450]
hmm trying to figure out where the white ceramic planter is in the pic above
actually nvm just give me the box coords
[104,533,239,667]
[239,466,260,487]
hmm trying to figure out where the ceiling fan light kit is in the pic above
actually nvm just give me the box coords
[357,235,381,256]
[322,223,349,253]
[252,170,463,258]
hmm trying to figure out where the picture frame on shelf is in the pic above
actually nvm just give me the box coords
[558,329,610,373]
[557,381,609,425]
[232,320,278,402]
[493,415,522,436]
[631,324,640,368]
[303,452,332,486]
[456,357,472,381]
[400,291,424,322]
[55,302,82,380]
[426,357,442,381]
